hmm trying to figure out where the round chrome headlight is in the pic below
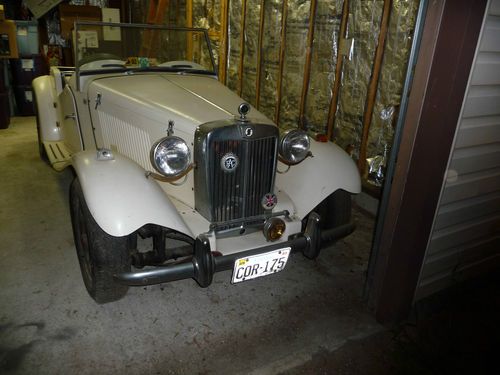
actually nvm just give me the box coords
[279,129,310,165]
[150,136,191,177]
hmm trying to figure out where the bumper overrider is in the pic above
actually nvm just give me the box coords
[114,213,355,287]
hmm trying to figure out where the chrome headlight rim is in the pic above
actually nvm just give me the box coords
[278,129,311,165]
[150,136,191,178]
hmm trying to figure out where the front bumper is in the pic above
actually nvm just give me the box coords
[114,213,355,287]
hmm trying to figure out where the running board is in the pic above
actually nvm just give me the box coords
[43,141,72,171]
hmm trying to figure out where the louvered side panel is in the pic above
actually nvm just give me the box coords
[415,2,500,302]
[98,111,152,171]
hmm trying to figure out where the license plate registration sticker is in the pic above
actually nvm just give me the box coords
[232,247,291,284]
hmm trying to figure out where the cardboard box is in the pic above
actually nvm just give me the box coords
[59,4,101,41]
[0,20,19,59]
[25,0,63,19]
[16,20,39,55]
[102,8,121,41]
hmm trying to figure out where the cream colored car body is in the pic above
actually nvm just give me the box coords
[33,63,360,254]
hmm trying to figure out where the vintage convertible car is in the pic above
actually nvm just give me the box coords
[33,22,361,303]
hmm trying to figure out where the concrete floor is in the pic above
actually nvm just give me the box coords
[0,117,380,374]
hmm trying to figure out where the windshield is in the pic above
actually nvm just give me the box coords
[74,21,216,75]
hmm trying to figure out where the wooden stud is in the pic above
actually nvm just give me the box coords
[186,0,193,27]
[274,0,288,126]
[326,0,350,140]
[238,0,248,97]
[298,0,318,130]
[357,0,392,173]
[218,0,230,83]
[186,0,193,60]
[176,0,181,26]
[255,0,266,109]
[209,0,215,26]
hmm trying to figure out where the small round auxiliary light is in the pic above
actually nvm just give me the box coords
[263,217,286,242]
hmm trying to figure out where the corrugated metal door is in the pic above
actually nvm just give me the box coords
[415,0,500,301]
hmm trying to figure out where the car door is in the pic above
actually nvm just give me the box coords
[60,85,83,154]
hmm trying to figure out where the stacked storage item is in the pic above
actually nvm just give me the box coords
[11,54,47,115]
[11,20,47,116]
[0,60,9,129]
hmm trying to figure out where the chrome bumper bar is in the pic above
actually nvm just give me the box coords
[114,214,355,287]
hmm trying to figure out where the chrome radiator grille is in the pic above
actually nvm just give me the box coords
[212,137,275,221]
[194,122,279,223]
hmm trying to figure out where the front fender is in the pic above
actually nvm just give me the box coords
[72,150,193,238]
[32,75,62,142]
[276,140,361,219]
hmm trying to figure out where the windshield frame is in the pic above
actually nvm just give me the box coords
[74,21,217,91]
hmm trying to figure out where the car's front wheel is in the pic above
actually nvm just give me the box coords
[314,189,352,230]
[69,177,131,303]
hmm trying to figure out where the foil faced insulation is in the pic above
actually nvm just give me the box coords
[227,0,243,93]
[333,0,384,159]
[279,0,311,129]
[366,0,419,165]
[304,0,343,134]
[258,0,283,121]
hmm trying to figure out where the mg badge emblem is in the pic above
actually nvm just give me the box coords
[244,127,253,137]
[221,153,239,172]
[261,193,278,210]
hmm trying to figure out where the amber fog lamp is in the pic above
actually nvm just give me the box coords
[263,217,286,242]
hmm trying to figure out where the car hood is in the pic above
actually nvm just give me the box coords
[87,73,273,127]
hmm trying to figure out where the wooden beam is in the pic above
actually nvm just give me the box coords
[218,0,230,83]
[357,0,392,173]
[255,0,266,109]
[238,0,248,97]
[326,0,350,140]
[274,0,288,126]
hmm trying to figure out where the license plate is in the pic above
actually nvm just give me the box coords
[232,247,291,284]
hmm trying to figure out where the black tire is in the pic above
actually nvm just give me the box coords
[70,178,131,303]
[305,189,352,230]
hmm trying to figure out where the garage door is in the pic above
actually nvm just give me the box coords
[415,0,500,301]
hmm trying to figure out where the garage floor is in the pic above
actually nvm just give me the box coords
[0,117,380,374]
